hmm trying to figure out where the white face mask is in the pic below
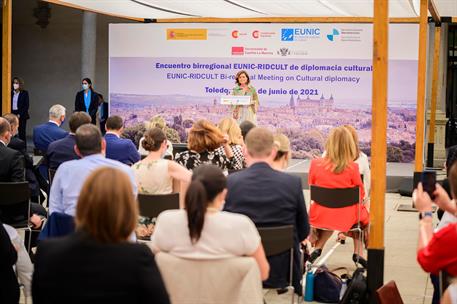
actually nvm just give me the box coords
[13,83,19,90]
[82,84,89,90]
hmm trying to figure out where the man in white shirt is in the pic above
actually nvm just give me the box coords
[49,124,137,216]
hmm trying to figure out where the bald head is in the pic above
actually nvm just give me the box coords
[245,127,275,158]
[0,117,11,144]
[75,124,102,156]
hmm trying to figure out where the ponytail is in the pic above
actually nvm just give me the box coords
[186,180,208,243]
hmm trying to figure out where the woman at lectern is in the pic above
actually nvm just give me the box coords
[232,71,259,124]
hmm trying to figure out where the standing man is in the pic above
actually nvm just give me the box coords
[11,77,30,143]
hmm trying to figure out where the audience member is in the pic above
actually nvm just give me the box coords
[151,164,269,280]
[224,127,309,293]
[139,115,173,158]
[33,167,170,304]
[0,220,19,304]
[133,127,191,196]
[104,115,140,165]
[272,133,291,171]
[175,119,234,172]
[414,164,457,277]
[49,124,137,216]
[11,76,30,142]
[308,126,368,267]
[46,111,91,170]
[97,93,108,134]
[216,117,245,170]
[3,113,41,201]
[239,120,255,141]
[4,223,33,299]
[33,104,68,153]
[74,77,99,124]
[344,125,371,201]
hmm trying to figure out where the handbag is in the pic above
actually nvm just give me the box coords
[339,267,369,304]
[313,265,345,303]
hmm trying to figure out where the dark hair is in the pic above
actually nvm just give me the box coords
[106,116,124,130]
[447,146,457,176]
[239,120,256,140]
[82,78,92,86]
[69,112,91,133]
[449,162,457,199]
[186,165,226,243]
[142,127,166,152]
[75,124,102,156]
[235,70,250,86]
[12,77,24,89]
[0,117,11,137]
[2,113,18,126]
[274,151,288,161]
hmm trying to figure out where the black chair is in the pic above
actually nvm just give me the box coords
[257,225,298,303]
[309,185,364,265]
[48,168,57,187]
[0,182,32,252]
[137,193,180,219]
[172,143,188,157]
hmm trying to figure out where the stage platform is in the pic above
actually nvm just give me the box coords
[285,159,418,193]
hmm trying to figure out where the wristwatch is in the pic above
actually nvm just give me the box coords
[419,211,433,220]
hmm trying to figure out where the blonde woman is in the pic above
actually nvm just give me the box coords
[308,126,369,267]
[272,133,291,171]
[216,117,245,170]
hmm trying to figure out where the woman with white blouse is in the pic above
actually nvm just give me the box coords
[151,164,269,280]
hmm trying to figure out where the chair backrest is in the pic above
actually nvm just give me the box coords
[376,280,404,304]
[172,143,188,156]
[137,193,179,218]
[257,225,294,256]
[309,185,360,208]
[48,168,57,186]
[156,252,263,304]
[0,182,30,205]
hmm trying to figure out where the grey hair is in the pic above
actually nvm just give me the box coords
[49,104,66,119]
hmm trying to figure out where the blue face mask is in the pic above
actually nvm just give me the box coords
[82,84,89,90]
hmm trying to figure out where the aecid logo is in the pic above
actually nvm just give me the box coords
[252,30,259,39]
[232,30,239,38]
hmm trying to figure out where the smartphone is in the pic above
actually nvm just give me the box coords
[421,171,436,200]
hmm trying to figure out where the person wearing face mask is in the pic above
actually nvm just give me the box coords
[232,70,259,124]
[11,77,30,143]
[32,104,68,153]
[74,78,99,125]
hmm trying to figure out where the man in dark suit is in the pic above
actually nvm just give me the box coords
[11,77,30,142]
[33,104,68,153]
[46,112,91,170]
[104,116,140,165]
[75,78,99,124]
[224,127,309,293]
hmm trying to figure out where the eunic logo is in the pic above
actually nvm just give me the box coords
[281,29,294,41]
[232,30,239,38]
[281,28,320,41]
[327,29,340,41]
[231,46,244,55]
[252,30,259,38]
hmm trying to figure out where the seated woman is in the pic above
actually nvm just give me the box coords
[271,133,291,171]
[32,167,170,304]
[151,164,269,280]
[138,115,173,159]
[175,119,235,173]
[308,126,369,267]
[216,117,245,170]
[132,128,192,238]
[414,163,457,278]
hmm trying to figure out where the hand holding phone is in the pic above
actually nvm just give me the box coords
[421,171,437,200]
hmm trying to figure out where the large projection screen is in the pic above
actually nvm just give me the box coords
[109,23,418,162]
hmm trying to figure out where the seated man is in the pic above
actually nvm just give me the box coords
[104,115,140,165]
[0,118,46,245]
[49,124,137,216]
[46,112,91,170]
[224,127,309,293]
[33,104,68,153]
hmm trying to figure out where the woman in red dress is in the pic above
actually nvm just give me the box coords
[308,126,369,267]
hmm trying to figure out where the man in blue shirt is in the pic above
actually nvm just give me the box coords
[46,111,91,170]
[49,124,137,216]
[104,116,140,165]
[33,104,68,153]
